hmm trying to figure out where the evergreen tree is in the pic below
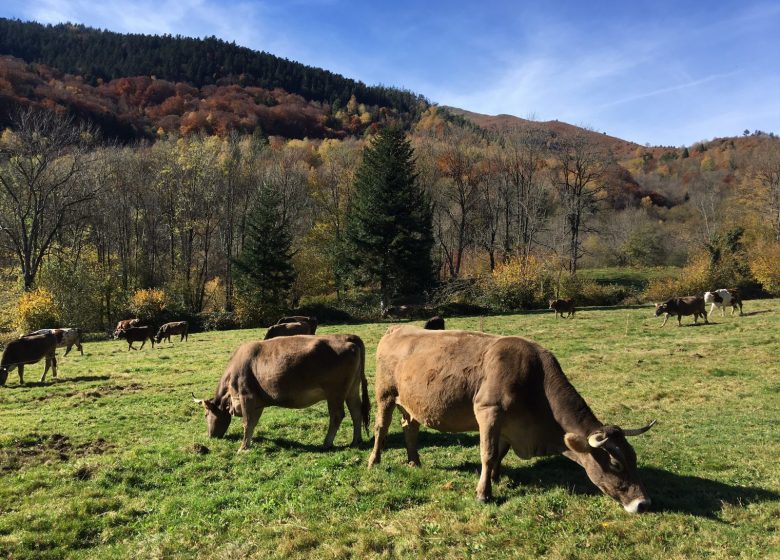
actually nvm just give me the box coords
[344,126,434,311]
[233,185,295,324]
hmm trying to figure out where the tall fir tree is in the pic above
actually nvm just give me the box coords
[344,126,434,310]
[233,184,296,324]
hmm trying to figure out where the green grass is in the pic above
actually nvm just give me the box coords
[1,302,779,559]
[579,266,681,290]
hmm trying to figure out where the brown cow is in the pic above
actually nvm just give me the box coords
[27,328,83,356]
[264,321,314,339]
[654,296,708,327]
[368,325,655,512]
[549,298,576,318]
[116,326,155,350]
[154,321,189,344]
[192,334,369,451]
[0,332,58,385]
[277,315,318,334]
[113,318,141,339]
[423,316,445,330]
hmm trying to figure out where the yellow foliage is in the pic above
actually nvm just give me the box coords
[128,288,168,321]
[750,242,780,295]
[16,288,60,331]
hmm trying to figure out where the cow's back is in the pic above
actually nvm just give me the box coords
[1,333,56,366]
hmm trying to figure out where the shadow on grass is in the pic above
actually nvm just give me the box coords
[740,310,772,317]
[445,455,780,518]
[1,375,112,389]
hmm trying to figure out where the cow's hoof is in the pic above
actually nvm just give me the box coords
[407,460,421,468]
[476,494,492,504]
[236,446,251,453]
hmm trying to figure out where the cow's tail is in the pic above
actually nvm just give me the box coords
[357,337,370,436]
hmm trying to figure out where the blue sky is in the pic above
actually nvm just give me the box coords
[2,0,779,146]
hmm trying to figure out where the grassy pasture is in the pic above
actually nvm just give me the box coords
[1,303,778,559]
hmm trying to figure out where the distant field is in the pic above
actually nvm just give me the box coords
[1,302,778,559]
[579,266,681,289]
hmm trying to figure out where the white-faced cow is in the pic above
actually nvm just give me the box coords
[368,325,655,513]
[27,328,83,356]
[549,298,576,318]
[0,332,58,385]
[193,334,369,452]
[264,321,314,339]
[704,289,743,317]
[154,321,189,344]
[654,296,708,327]
[276,315,318,334]
[116,326,155,350]
[113,318,141,339]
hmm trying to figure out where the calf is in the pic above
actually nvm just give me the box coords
[113,318,141,339]
[704,289,743,317]
[276,315,318,334]
[654,296,708,327]
[27,328,83,356]
[264,321,314,339]
[549,298,576,318]
[155,321,189,344]
[116,326,155,350]
[423,316,445,330]
[0,332,58,385]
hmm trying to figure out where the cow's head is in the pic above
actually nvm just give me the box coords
[548,300,556,309]
[114,329,126,340]
[563,420,655,513]
[654,303,668,317]
[192,393,231,437]
[0,366,8,386]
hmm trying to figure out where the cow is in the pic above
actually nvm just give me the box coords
[116,326,155,350]
[264,321,314,339]
[368,325,655,512]
[113,318,141,339]
[654,296,708,327]
[27,328,83,356]
[549,298,576,318]
[423,316,445,330]
[154,321,189,344]
[276,315,318,334]
[704,289,743,317]
[0,332,58,385]
[192,334,370,452]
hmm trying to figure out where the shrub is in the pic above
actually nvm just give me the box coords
[750,242,780,295]
[17,288,60,331]
[482,255,553,311]
[199,311,239,331]
[128,288,168,323]
[558,276,631,307]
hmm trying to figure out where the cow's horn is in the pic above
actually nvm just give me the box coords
[622,419,656,437]
[191,392,204,404]
[587,432,609,448]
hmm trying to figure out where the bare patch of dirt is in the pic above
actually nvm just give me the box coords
[0,433,113,471]
[33,383,144,402]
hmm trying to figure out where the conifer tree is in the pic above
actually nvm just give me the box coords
[344,126,434,311]
[233,184,295,324]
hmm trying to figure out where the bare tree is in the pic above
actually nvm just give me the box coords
[0,109,97,290]
[750,139,780,240]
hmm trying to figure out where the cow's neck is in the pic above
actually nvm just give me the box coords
[541,352,603,436]
[213,377,231,412]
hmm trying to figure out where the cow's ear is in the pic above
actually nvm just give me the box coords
[564,433,592,454]
[202,399,220,413]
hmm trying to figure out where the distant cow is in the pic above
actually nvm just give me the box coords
[276,315,318,334]
[114,318,141,338]
[423,316,445,330]
[155,321,189,344]
[116,326,155,350]
[654,296,708,327]
[704,289,743,317]
[264,321,314,339]
[368,325,655,512]
[549,298,576,318]
[193,334,369,451]
[0,332,58,385]
[27,328,83,356]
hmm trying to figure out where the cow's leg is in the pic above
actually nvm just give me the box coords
[238,401,263,452]
[17,364,24,385]
[703,309,709,324]
[128,342,134,351]
[40,358,50,383]
[346,393,364,448]
[677,314,682,326]
[475,405,502,502]
[64,344,71,357]
[491,438,511,483]
[51,354,57,379]
[323,398,346,449]
[78,342,83,355]
[660,313,669,327]
[368,396,396,467]
[139,339,146,350]
[398,405,421,466]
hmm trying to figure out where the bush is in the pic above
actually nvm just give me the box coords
[128,288,169,323]
[480,256,555,311]
[17,288,60,331]
[558,276,632,307]
[199,311,240,331]
[750,242,780,295]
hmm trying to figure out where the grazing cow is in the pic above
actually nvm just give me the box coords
[277,315,318,334]
[0,332,58,385]
[116,326,155,350]
[264,321,314,339]
[369,325,655,512]
[192,334,369,451]
[423,316,445,330]
[27,328,83,356]
[704,289,743,317]
[113,318,141,339]
[549,298,576,318]
[654,296,708,327]
[154,321,189,344]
